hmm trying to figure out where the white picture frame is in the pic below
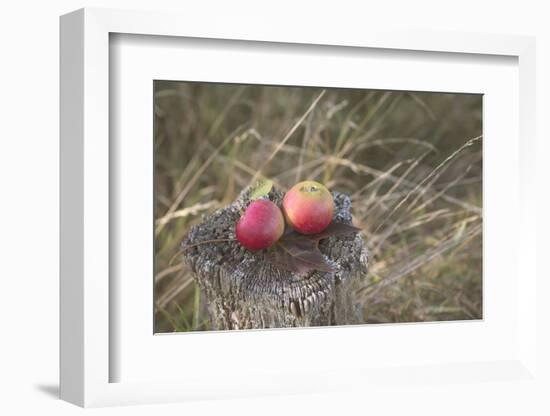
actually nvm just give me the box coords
[60,7,538,408]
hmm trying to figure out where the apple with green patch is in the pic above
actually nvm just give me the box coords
[235,199,285,251]
[282,180,334,235]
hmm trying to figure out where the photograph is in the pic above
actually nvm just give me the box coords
[154,81,482,332]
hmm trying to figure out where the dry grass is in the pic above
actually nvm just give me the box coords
[154,82,482,332]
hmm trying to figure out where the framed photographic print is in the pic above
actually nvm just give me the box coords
[60,7,539,408]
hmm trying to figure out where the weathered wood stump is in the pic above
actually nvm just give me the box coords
[182,186,368,330]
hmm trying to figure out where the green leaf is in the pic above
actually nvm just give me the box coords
[249,179,274,200]
[266,222,360,274]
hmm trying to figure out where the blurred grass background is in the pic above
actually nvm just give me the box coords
[154,81,482,332]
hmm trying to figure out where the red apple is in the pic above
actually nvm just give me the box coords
[282,181,334,235]
[235,199,285,251]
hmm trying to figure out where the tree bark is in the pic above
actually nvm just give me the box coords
[182,186,368,330]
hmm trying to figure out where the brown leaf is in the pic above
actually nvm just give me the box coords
[295,221,361,242]
[266,222,360,274]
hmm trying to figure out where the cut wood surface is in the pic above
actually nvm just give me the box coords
[182,186,368,330]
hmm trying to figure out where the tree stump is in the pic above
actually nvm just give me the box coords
[182,186,368,330]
